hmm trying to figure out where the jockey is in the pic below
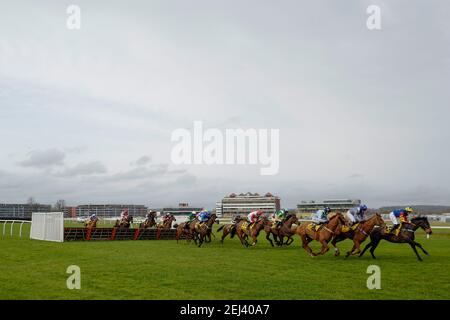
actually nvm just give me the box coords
[311,207,331,225]
[346,204,368,226]
[185,211,197,229]
[247,210,264,228]
[389,207,413,234]
[198,210,211,223]
[187,211,197,222]
[89,213,97,221]
[274,209,288,227]
[120,209,129,221]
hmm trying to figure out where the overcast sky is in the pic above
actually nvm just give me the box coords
[0,0,449,208]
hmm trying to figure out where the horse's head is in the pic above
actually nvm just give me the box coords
[411,216,432,236]
[371,212,385,227]
[285,214,298,225]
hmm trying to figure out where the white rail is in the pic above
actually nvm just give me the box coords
[1,220,31,239]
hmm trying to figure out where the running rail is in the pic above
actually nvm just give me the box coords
[1,220,31,239]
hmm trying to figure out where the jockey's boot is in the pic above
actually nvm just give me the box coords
[390,224,399,235]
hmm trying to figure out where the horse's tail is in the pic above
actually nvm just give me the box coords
[217,225,225,232]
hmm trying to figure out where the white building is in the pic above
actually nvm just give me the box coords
[216,192,281,218]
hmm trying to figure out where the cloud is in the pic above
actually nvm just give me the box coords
[18,149,65,169]
[132,156,151,166]
[56,162,107,177]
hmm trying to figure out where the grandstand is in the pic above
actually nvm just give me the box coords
[216,192,281,218]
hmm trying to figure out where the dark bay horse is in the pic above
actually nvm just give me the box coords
[359,216,432,261]
[294,213,346,257]
[114,215,133,229]
[231,216,268,247]
[331,212,385,258]
[140,212,157,229]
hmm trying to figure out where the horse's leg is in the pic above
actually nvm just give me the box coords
[285,236,294,246]
[331,236,342,257]
[350,237,365,256]
[278,233,284,247]
[412,241,429,256]
[265,230,274,247]
[301,235,315,257]
[198,233,205,247]
[359,241,372,258]
[408,241,422,261]
[345,243,357,259]
[221,228,229,244]
[237,232,248,247]
[317,238,330,255]
[369,238,381,259]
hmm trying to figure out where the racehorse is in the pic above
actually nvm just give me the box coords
[84,217,98,229]
[263,214,298,247]
[193,213,219,247]
[176,218,198,243]
[217,223,236,244]
[140,211,157,229]
[359,216,432,261]
[331,212,385,258]
[157,214,176,230]
[217,215,242,244]
[294,212,346,257]
[231,215,268,247]
[114,215,133,229]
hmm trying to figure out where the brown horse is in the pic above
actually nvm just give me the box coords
[275,214,299,246]
[264,214,299,247]
[157,214,176,230]
[193,214,218,247]
[176,218,199,243]
[84,218,98,229]
[230,216,268,247]
[139,212,157,229]
[359,216,432,261]
[294,212,346,257]
[216,223,235,244]
[114,215,133,229]
[331,212,385,258]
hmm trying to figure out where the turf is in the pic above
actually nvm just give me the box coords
[0,224,449,300]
